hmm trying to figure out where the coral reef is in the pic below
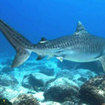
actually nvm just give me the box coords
[12,94,39,105]
[79,75,105,105]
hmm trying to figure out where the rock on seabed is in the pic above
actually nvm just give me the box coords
[12,94,40,105]
[44,77,79,102]
[79,75,105,105]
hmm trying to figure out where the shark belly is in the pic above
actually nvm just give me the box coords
[53,48,101,62]
[64,52,99,62]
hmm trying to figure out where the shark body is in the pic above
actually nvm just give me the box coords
[0,19,105,71]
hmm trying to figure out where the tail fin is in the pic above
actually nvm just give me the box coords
[12,49,31,67]
[0,19,33,67]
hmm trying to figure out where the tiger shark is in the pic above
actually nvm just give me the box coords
[0,19,105,71]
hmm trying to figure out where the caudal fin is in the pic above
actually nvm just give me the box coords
[0,19,33,67]
[12,50,31,67]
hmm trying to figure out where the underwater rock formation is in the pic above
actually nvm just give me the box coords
[12,94,39,105]
[56,69,97,87]
[79,75,105,105]
[0,74,18,87]
[22,73,55,91]
[44,77,79,102]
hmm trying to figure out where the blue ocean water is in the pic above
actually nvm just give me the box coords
[0,0,105,104]
[0,0,105,55]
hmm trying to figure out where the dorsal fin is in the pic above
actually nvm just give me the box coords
[74,21,89,35]
[76,21,86,32]
[39,37,47,43]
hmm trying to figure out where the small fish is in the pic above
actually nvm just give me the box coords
[0,20,105,71]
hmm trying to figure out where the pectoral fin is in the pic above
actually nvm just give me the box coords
[99,56,105,72]
[36,55,45,60]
